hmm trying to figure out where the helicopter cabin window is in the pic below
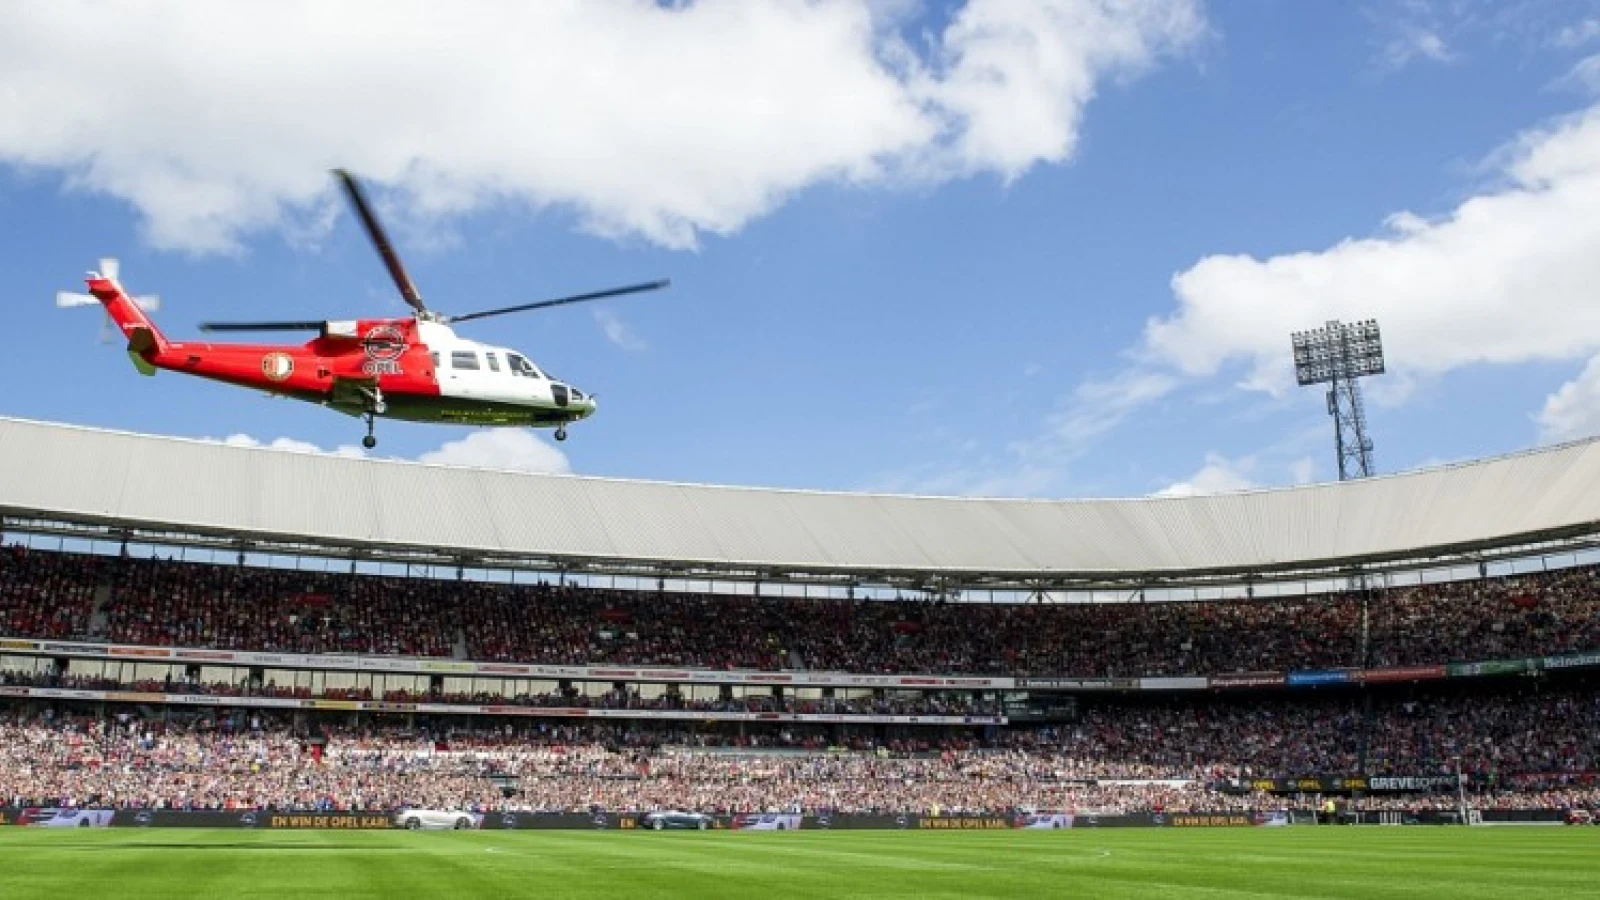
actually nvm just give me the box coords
[430,352,439,370]
[507,354,543,379]
[484,352,501,373]
[450,351,480,371]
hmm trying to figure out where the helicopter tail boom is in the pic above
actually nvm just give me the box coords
[87,274,170,363]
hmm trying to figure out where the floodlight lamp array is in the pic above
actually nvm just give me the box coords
[1291,319,1385,386]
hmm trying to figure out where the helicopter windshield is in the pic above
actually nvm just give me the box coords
[506,354,544,379]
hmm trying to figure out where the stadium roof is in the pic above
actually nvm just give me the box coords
[3,416,1600,590]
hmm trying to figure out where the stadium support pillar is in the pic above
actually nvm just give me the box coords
[1357,693,1374,775]
[1359,583,1370,668]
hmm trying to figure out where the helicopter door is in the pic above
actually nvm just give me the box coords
[551,383,570,407]
[440,350,480,398]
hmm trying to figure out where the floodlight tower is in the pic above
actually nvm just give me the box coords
[1291,319,1385,481]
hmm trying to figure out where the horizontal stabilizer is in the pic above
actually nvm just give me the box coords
[127,350,157,376]
[125,326,158,376]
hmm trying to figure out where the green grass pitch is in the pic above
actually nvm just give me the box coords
[0,827,1596,899]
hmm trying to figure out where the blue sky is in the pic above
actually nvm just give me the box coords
[3,0,1600,498]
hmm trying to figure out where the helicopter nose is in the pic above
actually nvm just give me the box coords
[573,389,596,419]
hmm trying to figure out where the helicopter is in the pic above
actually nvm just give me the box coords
[60,169,669,449]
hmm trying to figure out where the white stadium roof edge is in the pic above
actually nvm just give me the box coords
[3,416,1600,591]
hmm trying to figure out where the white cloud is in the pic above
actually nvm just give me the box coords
[1405,452,1476,471]
[1536,353,1600,443]
[1384,30,1454,68]
[0,0,1202,253]
[417,429,571,474]
[1287,455,1316,485]
[1154,452,1258,497]
[1555,18,1600,48]
[1155,451,1321,496]
[593,308,647,352]
[210,428,570,472]
[217,433,368,458]
[1557,53,1600,94]
[1016,370,1178,461]
[917,0,1206,178]
[1363,370,1421,409]
[1143,102,1600,397]
[865,368,1177,497]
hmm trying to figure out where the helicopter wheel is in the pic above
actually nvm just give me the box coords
[362,412,378,449]
[554,427,568,442]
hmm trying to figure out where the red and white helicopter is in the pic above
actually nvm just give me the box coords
[59,170,668,448]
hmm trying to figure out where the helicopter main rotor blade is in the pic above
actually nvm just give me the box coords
[445,279,671,325]
[198,320,326,333]
[333,169,428,317]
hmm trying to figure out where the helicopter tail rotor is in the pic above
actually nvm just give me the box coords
[57,258,160,343]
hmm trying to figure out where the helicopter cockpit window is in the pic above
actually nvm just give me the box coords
[507,354,543,379]
[451,351,480,371]
[485,352,501,373]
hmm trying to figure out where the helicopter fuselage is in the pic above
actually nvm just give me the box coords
[88,276,596,432]
[69,169,660,449]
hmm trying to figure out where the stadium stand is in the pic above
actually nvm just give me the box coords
[2,420,1598,822]
[2,682,1597,814]
[6,548,1600,676]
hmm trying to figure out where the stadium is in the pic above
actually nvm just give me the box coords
[7,7,1600,896]
[2,415,1599,896]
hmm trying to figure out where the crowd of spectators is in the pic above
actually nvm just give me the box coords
[0,713,495,812]
[6,544,1597,819]
[1,683,1596,814]
[1009,685,1600,780]
[101,556,455,657]
[6,547,1600,677]
[12,664,1590,777]
[0,546,100,640]
[0,669,998,717]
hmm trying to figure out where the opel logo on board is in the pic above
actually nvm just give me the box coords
[363,325,406,361]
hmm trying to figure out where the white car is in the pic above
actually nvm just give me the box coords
[18,808,115,828]
[394,809,481,831]
[1015,813,1073,830]
[734,813,802,831]
[641,810,715,830]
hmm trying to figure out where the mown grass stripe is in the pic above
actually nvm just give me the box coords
[0,827,1596,900]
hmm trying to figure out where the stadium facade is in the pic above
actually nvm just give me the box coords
[4,416,1600,595]
[3,413,1599,701]
[4,416,1600,823]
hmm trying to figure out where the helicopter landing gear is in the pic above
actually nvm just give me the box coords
[553,427,568,442]
[359,385,386,450]
[360,385,388,416]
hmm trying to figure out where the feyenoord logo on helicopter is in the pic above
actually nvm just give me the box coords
[57,170,669,449]
[261,352,294,382]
